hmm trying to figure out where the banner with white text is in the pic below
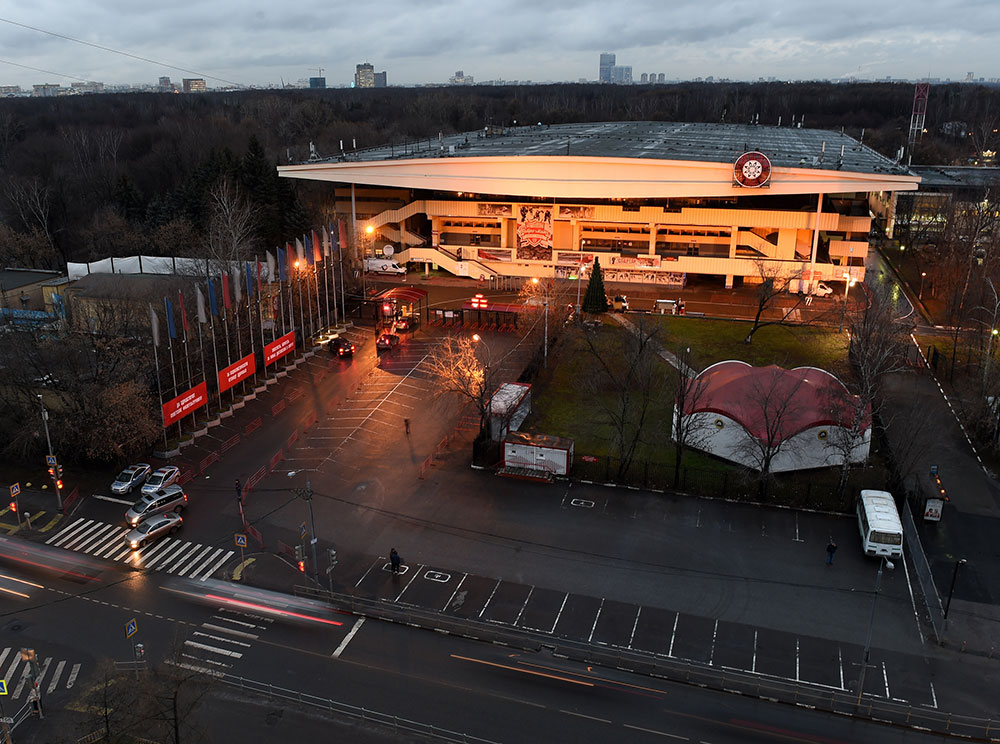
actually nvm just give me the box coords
[264,331,296,367]
[219,353,256,393]
[162,382,208,427]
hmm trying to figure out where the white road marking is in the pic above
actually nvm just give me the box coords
[332,618,366,658]
[196,551,233,581]
[354,558,382,588]
[549,593,569,634]
[752,629,758,673]
[0,649,9,669]
[211,614,264,629]
[900,553,925,645]
[838,647,845,689]
[623,724,688,740]
[47,660,66,694]
[882,661,890,698]
[513,586,534,626]
[166,544,204,572]
[628,606,642,648]
[33,657,52,690]
[201,623,259,640]
[668,612,679,657]
[61,522,105,550]
[193,631,251,648]
[588,599,605,643]
[133,537,175,564]
[66,663,81,688]
[183,640,242,658]
[928,681,938,708]
[167,659,224,677]
[93,494,134,505]
[442,573,468,612]
[145,540,191,569]
[393,564,424,602]
[46,517,86,545]
[708,619,718,665]
[478,579,503,619]
[795,638,800,681]
[3,653,21,682]
[560,710,610,723]
[176,546,216,577]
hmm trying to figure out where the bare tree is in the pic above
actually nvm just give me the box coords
[425,334,499,439]
[732,366,809,500]
[206,177,258,272]
[670,346,712,487]
[582,316,661,480]
[2,175,60,263]
[744,258,806,344]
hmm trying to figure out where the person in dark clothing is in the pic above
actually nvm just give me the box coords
[404,418,410,436]
[826,540,837,565]
[390,548,401,574]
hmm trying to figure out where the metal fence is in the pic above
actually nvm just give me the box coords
[902,499,945,643]
[292,585,999,741]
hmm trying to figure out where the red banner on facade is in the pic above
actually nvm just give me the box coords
[219,353,256,393]
[162,382,207,427]
[264,331,296,367]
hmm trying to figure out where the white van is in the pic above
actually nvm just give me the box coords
[365,257,406,275]
[857,490,903,558]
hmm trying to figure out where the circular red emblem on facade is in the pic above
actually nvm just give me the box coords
[733,151,771,188]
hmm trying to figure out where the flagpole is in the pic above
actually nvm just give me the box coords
[257,257,266,369]
[339,240,347,323]
[325,255,333,327]
[164,297,180,441]
[150,303,168,451]
[181,294,193,389]
[246,272,255,388]
[298,271,306,351]
[307,265,316,339]
[211,308,222,409]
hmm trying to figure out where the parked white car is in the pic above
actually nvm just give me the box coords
[814,281,834,297]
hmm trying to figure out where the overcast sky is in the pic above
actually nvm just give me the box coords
[2,1,999,90]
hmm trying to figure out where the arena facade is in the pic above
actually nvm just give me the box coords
[278,121,919,291]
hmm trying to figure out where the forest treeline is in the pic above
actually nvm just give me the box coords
[1,81,998,271]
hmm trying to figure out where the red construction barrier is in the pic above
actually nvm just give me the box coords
[177,468,197,485]
[221,434,241,455]
[61,486,81,513]
[287,387,304,403]
[268,449,285,473]
[199,451,220,474]
[246,524,264,549]
[286,429,299,449]
[247,465,267,490]
[271,399,287,417]
[244,416,263,437]
[301,410,318,431]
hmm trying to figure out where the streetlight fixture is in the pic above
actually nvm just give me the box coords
[857,557,894,705]
[944,558,967,620]
[839,271,858,333]
[919,271,927,300]
[531,278,549,367]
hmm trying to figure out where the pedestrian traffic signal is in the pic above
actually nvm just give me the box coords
[295,544,305,561]
[9,500,16,513]
[57,465,63,478]
[48,467,55,477]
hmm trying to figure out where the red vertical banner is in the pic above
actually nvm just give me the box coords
[264,331,296,366]
[162,382,208,427]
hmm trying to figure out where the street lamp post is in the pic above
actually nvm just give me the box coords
[857,557,893,705]
[472,334,493,440]
[919,271,927,300]
[37,395,61,509]
[294,476,321,581]
[531,278,549,367]
[839,271,857,333]
[944,558,967,620]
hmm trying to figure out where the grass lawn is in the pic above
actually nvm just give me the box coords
[521,316,882,509]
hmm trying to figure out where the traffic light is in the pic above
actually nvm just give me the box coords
[48,467,55,478]
[297,560,306,573]
[295,544,305,561]
[327,547,338,565]
[57,465,63,479]
[56,479,63,490]
[383,303,392,314]
[9,500,16,513]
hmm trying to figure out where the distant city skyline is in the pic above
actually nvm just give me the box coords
[1,2,999,90]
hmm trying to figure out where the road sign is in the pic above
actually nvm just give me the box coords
[299,522,307,540]
[930,464,939,475]
[234,533,248,548]
[46,455,57,467]
[125,618,138,639]
[9,483,19,498]
[0,679,7,695]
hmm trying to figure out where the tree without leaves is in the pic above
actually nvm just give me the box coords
[744,258,806,344]
[670,346,713,488]
[425,335,499,440]
[581,317,662,480]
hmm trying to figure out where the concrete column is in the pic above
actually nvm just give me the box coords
[725,274,734,289]
[500,218,508,249]
[809,192,823,290]
[572,220,581,251]
[648,224,657,255]
[729,226,738,259]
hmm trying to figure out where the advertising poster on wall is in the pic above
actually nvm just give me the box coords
[611,255,661,268]
[477,248,513,262]
[162,382,208,427]
[556,252,595,265]
[516,205,553,260]
[218,353,256,392]
[478,203,513,217]
[264,331,296,367]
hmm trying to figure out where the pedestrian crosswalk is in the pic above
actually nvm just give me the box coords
[46,518,233,581]
[0,647,81,700]
[170,607,273,676]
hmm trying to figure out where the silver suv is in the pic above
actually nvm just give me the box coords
[125,485,188,527]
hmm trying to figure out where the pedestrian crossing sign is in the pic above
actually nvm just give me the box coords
[9,483,18,498]
[0,679,6,695]
[235,533,247,548]
[125,618,138,639]
[46,455,57,467]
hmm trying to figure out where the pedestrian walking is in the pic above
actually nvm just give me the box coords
[404,418,410,436]
[826,540,837,565]
[390,548,402,574]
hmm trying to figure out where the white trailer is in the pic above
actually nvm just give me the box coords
[502,432,574,478]
[488,382,531,442]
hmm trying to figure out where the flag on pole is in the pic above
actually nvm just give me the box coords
[305,234,315,267]
[196,284,207,323]
[267,250,276,283]
[277,247,287,281]
[295,238,305,265]
[245,261,255,298]
[207,277,219,316]
[256,258,263,295]
[232,268,243,305]
[312,229,322,263]
[177,290,190,335]
[221,272,231,310]
[325,224,333,257]
[164,297,177,339]
[338,220,347,253]
[150,304,160,347]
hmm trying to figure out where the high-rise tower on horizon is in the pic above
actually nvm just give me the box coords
[599,53,615,83]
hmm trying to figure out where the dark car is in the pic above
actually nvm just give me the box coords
[376,333,400,351]
[329,337,355,357]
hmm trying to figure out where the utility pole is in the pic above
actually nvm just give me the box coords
[857,558,893,705]
[38,395,61,509]
[294,476,320,580]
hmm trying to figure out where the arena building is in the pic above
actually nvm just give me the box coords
[278,121,919,291]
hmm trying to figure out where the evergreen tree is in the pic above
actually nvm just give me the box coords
[582,257,609,313]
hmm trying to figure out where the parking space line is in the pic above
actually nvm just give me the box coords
[442,573,468,612]
[795,638,800,681]
[513,586,534,626]
[587,599,605,643]
[394,564,424,602]
[628,606,642,648]
[478,579,503,619]
[881,661,890,699]
[355,558,382,588]
[928,681,938,708]
[752,630,758,673]
[838,647,844,689]
[549,593,569,634]
[668,612,679,657]
[708,619,718,665]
